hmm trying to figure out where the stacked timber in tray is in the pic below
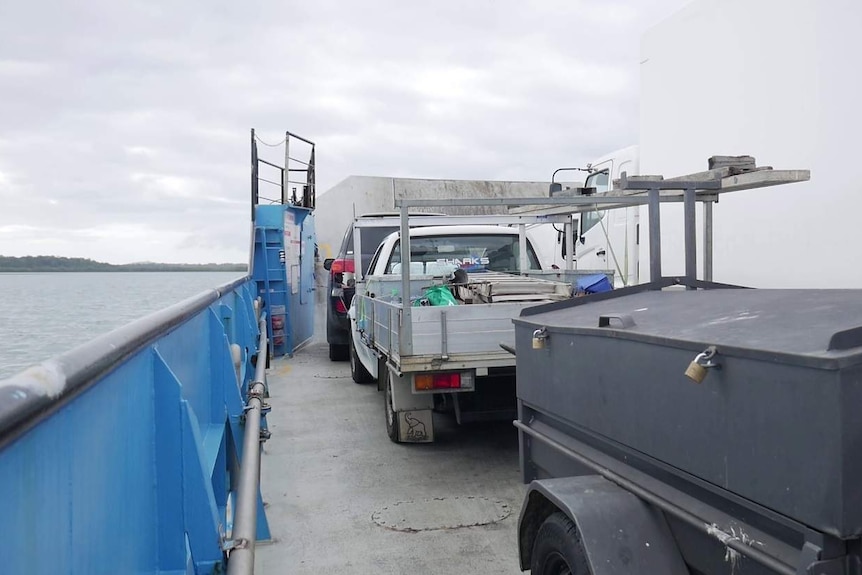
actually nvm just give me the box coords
[454,272,573,304]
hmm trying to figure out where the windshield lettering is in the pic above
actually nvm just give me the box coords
[435,257,490,267]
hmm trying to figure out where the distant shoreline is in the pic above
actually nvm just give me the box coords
[0,256,247,273]
[0,269,247,273]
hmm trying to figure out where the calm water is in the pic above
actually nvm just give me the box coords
[0,272,244,379]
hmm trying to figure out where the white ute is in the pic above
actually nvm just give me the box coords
[347,218,612,443]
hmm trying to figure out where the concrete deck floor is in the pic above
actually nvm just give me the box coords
[254,328,527,574]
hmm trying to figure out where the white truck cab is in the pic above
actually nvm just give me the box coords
[533,145,640,287]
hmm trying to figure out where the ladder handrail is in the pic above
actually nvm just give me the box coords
[250,128,316,215]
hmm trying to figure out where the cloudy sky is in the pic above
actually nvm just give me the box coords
[0,0,691,265]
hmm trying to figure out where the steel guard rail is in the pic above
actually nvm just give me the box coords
[0,275,272,575]
[227,315,268,575]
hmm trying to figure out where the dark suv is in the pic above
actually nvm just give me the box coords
[323,217,401,361]
[323,213,443,361]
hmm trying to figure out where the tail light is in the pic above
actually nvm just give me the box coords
[414,371,474,391]
[330,258,355,314]
[329,258,355,276]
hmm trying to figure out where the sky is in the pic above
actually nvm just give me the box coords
[0,0,691,265]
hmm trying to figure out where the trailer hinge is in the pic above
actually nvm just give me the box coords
[259,428,272,442]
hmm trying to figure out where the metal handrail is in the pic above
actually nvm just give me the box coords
[258,177,283,188]
[0,275,250,450]
[257,158,283,171]
[250,128,316,212]
[226,313,268,575]
[285,130,314,146]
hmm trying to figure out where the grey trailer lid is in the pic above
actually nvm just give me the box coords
[514,289,862,369]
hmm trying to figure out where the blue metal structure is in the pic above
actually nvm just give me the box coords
[249,129,317,358]
[0,128,317,574]
[0,276,270,575]
[252,205,316,357]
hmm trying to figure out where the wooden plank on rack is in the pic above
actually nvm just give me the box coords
[508,168,810,216]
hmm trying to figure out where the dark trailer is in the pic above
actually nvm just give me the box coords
[510,161,862,574]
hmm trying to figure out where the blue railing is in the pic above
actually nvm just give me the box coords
[0,276,270,575]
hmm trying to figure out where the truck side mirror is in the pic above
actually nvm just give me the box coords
[323,258,334,270]
[579,236,586,245]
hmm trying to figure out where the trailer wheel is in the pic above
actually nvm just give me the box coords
[383,367,400,442]
[350,333,374,384]
[531,512,590,575]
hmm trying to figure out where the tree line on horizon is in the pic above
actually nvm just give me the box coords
[0,255,248,273]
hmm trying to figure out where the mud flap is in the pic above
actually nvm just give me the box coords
[397,409,434,443]
[389,370,434,443]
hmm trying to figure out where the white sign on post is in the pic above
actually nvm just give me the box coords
[284,210,302,294]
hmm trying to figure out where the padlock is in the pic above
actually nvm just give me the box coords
[532,327,547,350]
[684,360,708,383]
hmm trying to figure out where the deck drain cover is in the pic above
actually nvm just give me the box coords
[372,496,510,532]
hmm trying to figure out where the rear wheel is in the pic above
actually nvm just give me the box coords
[350,333,374,384]
[329,343,348,361]
[530,512,590,575]
[383,367,400,442]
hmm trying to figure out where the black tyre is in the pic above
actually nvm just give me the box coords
[328,343,348,362]
[377,357,387,391]
[350,333,374,384]
[530,512,591,575]
[383,366,399,442]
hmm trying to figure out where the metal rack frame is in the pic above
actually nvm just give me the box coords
[373,164,809,356]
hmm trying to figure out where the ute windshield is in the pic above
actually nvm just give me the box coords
[385,234,541,276]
